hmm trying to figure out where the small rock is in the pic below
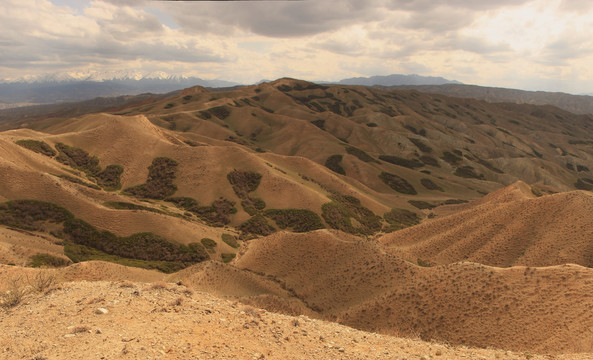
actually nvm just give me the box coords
[96,329,103,334]
[95,308,108,315]
[64,334,75,338]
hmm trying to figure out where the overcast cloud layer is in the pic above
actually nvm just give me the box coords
[1,0,592,93]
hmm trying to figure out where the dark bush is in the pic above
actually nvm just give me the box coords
[454,166,485,180]
[201,238,217,253]
[408,200,436,210]
[441,151,462,165]
[55,143,101,175]
[221,253,236,263]
[442,199,469,205]
[321,195,382,235]
[103,201,165,214]
[379,172,417,195]
[575,178,593,191]
[221,234,239,248]
[15,139,56,157]
[420,178,444,191]
[95,165,124,191]
[366,123,378,127]
[123,157,178,199]
[264,209,325,233]
[578,165,590,172]
[227,170,262,198]
[419,156,440,167]
[325,155,346,175]
[346,146,378,163]
[311,119,325,130]
[58,174,101,190]
[0,200,73,230]
[209,106,231,119]
[239,215,276,236]
[379,155,423,169]
[408,138,432,153]
[477,159,504,174]
[384,209,420,232]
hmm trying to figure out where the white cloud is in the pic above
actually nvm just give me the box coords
[0,0,591,93]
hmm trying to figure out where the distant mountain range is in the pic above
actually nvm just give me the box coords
[332,74,462,86]
[2,72,593,116]
[0,73,238,109]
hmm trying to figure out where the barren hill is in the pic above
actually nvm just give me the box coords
[379,181,593,267]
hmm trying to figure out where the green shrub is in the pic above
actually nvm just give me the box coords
[321,195,381,235]
[164,103,175,109]
[103,201,165,214]
[28,253,71,268]
[15,139,56,157]
[417,258,433,267]
[345,146,378,163]
[408,200,436,210]
[264,209,325,233]
[420,178,443,191]
[201,238,217,253]
[55,143,101,175]
[221,253,236,263]
[239,215,275,236]
[0,200,73,231]
[408,138,432,153]
[379,172,417,195]
[384,209,420,232]
[454,166,485,180]
[325,155,346,175]
[366,122,378,127]
[123,157,178,199]
[442,199,469,205]
[379,155,423,169]
[221,234,239,248]
[95,164,124,191]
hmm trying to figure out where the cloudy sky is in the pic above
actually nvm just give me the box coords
[1,0,592,93]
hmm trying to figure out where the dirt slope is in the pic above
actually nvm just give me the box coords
[1,278,589,360]
[379,181,593,267]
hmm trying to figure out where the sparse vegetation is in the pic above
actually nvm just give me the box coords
[166,197,237,226]
[264,209,325,233]
[379,172,417,195]
[477,159,504,174]
[419,156,439,167]
[28,253,71,268]
[209,106,231,120]
[15,139,56,157]
[575,178,593,191]
[310,119,325,130]
[227,170,262,197]
[57,174,101,190]
[124,157,178,199]
[325,155,346,175]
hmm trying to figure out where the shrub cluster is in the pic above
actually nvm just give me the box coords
[454,166,485,180]
[408,138,432,153]
[379,155,423,169]
[408,200,436,210]
[239,214,276,236]
[325,155,346,175]
[103,201,165,214]
[264,209,325,233]
[321,194,381,235]
[201,238,217,253]
[221,234,239,248]
[28,253,71,268]
[379,172,417,195]
[15,139,56,157]
[441,151,462,165]
[124,157,178,199]
[166,197,237,227]
[420,178,444,191]
[384,208,420,232]
[345,146,378,163]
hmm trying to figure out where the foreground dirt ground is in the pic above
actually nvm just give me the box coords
[2,280,592,360]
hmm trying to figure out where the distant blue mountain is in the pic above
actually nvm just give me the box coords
[335,74,462,87]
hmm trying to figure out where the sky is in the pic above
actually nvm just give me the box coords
[1,0,593,94]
